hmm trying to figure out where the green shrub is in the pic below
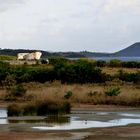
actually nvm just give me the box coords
[108,59,122,67]
[8,101,71,116]
[0,61,10,85]
[105,87,121,97]
[23,104,37,116]
[10,84,27,97]
[117,70,140,83]
[0,55,16,60]
[122,61,140,68]
[57,61,107,84]
[49,57,68,66]
[64,91,73,99]
[7,104,22,116]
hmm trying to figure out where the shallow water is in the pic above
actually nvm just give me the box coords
[69,57,140,62]
[32,111,140,130]
[33,118,140,130]
[0,108,140,130]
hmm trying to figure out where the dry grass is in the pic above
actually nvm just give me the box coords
[102,67,140,75]
[0,89,7,100]
[1,80,140,107]
[22,81,140,107]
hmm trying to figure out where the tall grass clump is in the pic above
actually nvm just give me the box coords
[5,84,27,101]
[108,59,122,67]
[105,87,121,97]
[64,91,73,99]
[117,70,140,83]
[8,104,22,116]
[7,100,71,116]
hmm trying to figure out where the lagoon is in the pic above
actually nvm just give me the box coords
[1,108,140,131]
[69,57,140,62]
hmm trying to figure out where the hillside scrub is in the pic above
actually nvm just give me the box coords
[0,59,108,84]
[0,58,140,86]
[0,55,16,60]
[54,60,108,84]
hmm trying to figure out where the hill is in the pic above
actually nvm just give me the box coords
[0,49,85,58]
[80,51,111,57]
[0,42,140,58]
[113,42,140,57]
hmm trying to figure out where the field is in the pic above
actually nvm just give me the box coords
[0,77,140,108]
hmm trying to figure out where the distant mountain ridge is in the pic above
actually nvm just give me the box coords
[113,42,140,57]
[0,42,140,58]
[81,42,140,57]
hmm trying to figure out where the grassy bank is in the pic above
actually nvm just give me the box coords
[0,58,139,116]
[1,80,139,116]
[8,100,71,116]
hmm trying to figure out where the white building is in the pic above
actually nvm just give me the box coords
[17,52,42,60]
[17,53,29,60]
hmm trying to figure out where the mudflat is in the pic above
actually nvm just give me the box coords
[0,125,140,140]
[0,105,140,140]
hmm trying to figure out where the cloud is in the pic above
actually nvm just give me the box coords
[0,0,25,12]
[0,0,140,52]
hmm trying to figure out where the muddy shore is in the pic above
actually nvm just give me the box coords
[0,105,140,140]
[0,124,140,140]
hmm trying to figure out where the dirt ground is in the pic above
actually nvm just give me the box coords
[0,125,140,140]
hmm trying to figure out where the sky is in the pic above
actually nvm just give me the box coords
[0,0,140,52]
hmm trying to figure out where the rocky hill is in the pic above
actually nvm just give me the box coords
[113,42,140,57]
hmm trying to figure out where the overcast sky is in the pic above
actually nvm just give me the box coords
[0,0,140,52]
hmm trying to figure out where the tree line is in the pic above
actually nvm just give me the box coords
[0,58,140,87]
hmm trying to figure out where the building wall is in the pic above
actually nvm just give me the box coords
[17,52,42,60]
[17,53,29,60]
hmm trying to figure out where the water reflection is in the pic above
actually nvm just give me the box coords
[8,115,70,124]
[33,118,140,130]
[1,108,140,131]
[0,109,7,118]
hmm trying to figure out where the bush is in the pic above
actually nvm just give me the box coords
[7,101,71,116]
[7,104,22,116]
[23,104,37,116]
[0,61,10,85]
[10,84,27,97]
[56,60,107,84]
[64,91,73,99]
[108,59,122,67]
[117,70,140,83]
[122,61,140,68]
[105,87,121,97]
[96,60,106,67]
[49,57,68,66]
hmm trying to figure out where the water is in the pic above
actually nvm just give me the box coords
[33,118,140,130]
[0,108,8,124]
[8,115,69,124]
[1,108,140,130]
[69,57,140,62]
[31,112,140,130]
[92,57,140,62]
[0,108,7,118]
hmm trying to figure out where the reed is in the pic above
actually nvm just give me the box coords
[7,98,71,116]
[5,81,140,116]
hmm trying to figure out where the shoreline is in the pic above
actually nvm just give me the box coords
[0,125,140,140]
[0,105,140,140]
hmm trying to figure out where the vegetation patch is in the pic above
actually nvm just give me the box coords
[7,100,71,116]
[64,91,73,99]
[105,87,121,97]
[5,84,27,101]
